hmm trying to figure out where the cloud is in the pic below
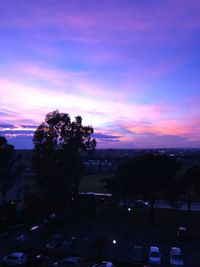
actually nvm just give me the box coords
[1,0,200,48]
[7,63,127,102]
[0,72,171,125]
[96,132,196,149]
[0,130,34,135]
[1,0,200,149]
[93,132,120,141]
[20,125,38,129]
[0,123,16,129]
[1,71,200,149]
[0,109,19,117]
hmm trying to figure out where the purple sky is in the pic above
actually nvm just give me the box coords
[1,0,200,149]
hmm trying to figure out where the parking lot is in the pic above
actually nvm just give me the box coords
[0,216,199,266]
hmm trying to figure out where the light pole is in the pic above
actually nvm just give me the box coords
[112,239,117,261]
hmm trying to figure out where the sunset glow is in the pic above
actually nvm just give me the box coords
[1,0,200,148]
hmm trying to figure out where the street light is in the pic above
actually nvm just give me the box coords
[112,239,117,245]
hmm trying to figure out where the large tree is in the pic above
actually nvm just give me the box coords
[0,136,14,203]
[32,110,96,213]
[106,154,181,224]
[178,164,200,216]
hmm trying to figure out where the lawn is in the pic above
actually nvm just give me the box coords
[80,173,113,193]
[79,173,200,231]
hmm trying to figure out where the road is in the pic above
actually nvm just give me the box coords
[119,199,200,211]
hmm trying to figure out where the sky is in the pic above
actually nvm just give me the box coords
[1,0,200,149]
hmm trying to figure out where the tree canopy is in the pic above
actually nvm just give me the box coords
[105,154,181,223]
[108,154,181,196]
[0,136,14,202]
[32,110,96,212]
[177,164,200,215]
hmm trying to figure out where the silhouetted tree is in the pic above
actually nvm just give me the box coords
[178,164,200,216]
[0,136,14,203]
[32,110,96,214]
[106,154,181,224]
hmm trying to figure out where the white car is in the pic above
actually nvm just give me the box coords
[92,261,115,267]
[53,256,82,266]
[14,234,29,242]
[149,246,161,265]
[45,233,64,249]
[2,252,27,266]
[170,247,184,266]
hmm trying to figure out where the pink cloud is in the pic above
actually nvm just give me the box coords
[1,0,200,47]
[10,63,123,101]
[1,0,200,148]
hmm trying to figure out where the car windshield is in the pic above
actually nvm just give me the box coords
[7,256,18,260]
[151,252,160,258]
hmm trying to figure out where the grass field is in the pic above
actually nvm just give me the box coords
[80,173,113,193]
[79,173,200,230]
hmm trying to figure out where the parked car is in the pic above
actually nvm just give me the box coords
[13,234,30,248]
[133,245,144,265]
[44,213,61,228]
[59,239,71,250]
[135,200,149,208]
[53,256,82,266]
[92,261,115,267]
[170,247,184,266]
[177,227,188,241]
[14,234,29,242]
[2,252,27,266]
[149,246,161,265]
[46,233,63,249]
[30,224,52,238]
[34,254,49,266]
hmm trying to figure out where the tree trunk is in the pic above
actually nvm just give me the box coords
[187,186,191,217]
[123,195,127,223]
[63,190,72,225]
[150,194,155,225]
